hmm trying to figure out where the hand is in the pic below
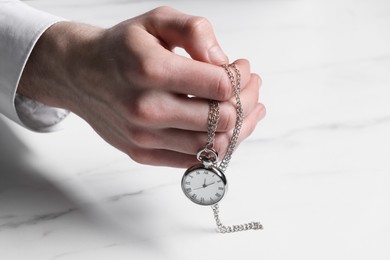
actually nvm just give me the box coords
[18,7,265,168]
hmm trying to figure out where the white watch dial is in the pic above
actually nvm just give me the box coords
[182,165,227,206]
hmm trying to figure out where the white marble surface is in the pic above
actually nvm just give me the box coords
[1,0,390,259]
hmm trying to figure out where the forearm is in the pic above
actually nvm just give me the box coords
[17,22,105,112]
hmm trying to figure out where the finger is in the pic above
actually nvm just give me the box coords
[126,127,205,155]
[213,102,266,158]
[124,102,265,157]
[95,121,199,168]
[133,70,260,132]
[125,103,265,168]
[228,59,252,92]
[144,6,228,64]
[126,147,199,168]
[148,58,253,105]
[238,103,266,141]
[182,69,257,131]
[224,72,261,120]
[213,71,261,131]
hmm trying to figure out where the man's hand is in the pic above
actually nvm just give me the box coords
[18,6,265,168]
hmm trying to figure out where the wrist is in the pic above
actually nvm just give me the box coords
[18,21,105,112]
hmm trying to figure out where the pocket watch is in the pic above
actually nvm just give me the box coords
[181,148,227,206]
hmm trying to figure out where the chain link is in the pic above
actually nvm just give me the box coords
[218,63,244,173]
[211,204,263,233]
[206,100,219,149]
[205,63,262,233]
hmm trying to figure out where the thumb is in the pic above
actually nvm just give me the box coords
[144,7,229,65]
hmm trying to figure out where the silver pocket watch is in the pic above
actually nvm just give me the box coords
[181,148,227,206]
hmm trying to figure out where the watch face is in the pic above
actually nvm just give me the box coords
[182,164,227,206]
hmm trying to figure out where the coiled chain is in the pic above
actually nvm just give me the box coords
[212,204,263,233]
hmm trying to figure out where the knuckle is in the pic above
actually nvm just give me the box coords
[137,56,162,82]
[213,134,230,158]
[237,59,251,72]
[149,6,174,16]
[126,99,148,124]
[241,58,250,67]
[258,103,267,118]
[214,70,231,100]
[219,104,236,131]
[193,133,209,152]
[127,148,151,165]
[127,128,156,148]
[184,16,212,36]
[244,116,259,139]
[254,73,263,87]
[252,79,260,101]
[124,95,164,126]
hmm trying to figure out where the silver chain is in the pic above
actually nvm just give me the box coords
[218,63,244,173]
[206,63,263,233]
[206,100,219,149]
[211,204,263,233]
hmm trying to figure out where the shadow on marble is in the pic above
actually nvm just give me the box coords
[0,118,158,246]
[0,118,81,230]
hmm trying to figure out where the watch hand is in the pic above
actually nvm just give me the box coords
[192,181,216,190]
[193,185,206,190]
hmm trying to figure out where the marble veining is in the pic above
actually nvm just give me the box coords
[0,208,76,232]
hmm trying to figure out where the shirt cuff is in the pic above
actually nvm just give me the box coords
[15,94,70,132]
[0,0,69,132]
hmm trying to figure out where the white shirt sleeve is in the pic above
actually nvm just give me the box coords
[0,0,70,132]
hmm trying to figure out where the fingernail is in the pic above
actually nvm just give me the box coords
[208,45,228,65]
